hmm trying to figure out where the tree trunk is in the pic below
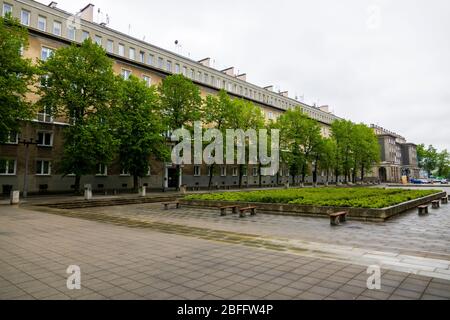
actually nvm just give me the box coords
[74,175,81,195]
[208,164,215,190]
[176,164,181,191]
[133,175,139,191]
[238,164,243,188]
[360,164,365,183]
[258,163,262,188]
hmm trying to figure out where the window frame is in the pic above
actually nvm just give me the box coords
[37,15,47,31]
[20,9,30,26]
[36,160,51,176]
[96,164,108,177]
[37,131,53,147]
[52,21,62,36]
[194,165,201,177]
[2,3,12,17]
[106,39,114,53]
[0,159,17,176]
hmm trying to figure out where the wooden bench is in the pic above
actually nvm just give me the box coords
[441,197,448,204]
[329,211,348,226]
[432,200,440,209]
[220,205,239,216]
[163,202,180,210]
[239,206,257,218]
[418,205,429,215]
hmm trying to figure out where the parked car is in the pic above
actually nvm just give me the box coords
[441,179,448,184]
[410,179,422,184]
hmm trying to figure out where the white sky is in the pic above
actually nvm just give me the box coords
[38,0,450,150]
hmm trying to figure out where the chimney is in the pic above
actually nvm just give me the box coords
[198,58,211,67]
[221,67,235,77]
[80,4,94,23]
[280,91,288,97]
[264,85,274,92]
[48,1,58,8]
[319,105,330,113]
[236,73,246,81]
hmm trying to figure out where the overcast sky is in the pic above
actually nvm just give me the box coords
[39,0,450,151]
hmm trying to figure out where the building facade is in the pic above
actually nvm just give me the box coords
[0,0,418,195]
[370,125,420,183]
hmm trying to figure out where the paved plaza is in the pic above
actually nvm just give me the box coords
[1,186,450,300]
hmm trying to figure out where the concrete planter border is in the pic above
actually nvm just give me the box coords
[180,191,446,222]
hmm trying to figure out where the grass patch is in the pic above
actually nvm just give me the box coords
[185,188,441,209]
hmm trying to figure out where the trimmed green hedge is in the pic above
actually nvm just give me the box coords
[185,188,441,209]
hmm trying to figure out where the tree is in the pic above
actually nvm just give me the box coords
[0,14,36,143]
[436,149,450,178]
[277,108,322,185]
[317,138,337,184]
[202,90,234,189]
[115,76,169,190]
[38,39,119,192]
[158,74,202,189]
[226,99,265,188]
[350,124,380,183]
[331,120,354,183]
[423,145,438,177]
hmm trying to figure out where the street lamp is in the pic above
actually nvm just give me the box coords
[18,137,39,198]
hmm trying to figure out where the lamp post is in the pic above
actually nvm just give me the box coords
[19,138,39,198]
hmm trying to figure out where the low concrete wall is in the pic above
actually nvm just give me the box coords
[180,191,447,222]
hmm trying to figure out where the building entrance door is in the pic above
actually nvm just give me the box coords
[167,168,178,188]
[379,167,387,182]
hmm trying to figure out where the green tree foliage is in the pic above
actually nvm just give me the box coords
[226,98,265,188]
[331,120,354,183]
[418,144,450,178]
[38,40,119,192]
[158,74,202,189]
[436,149,450,179]
[350,124,380,183]
[115,76,169,190]
[0,14,36,142]
[202,90,234,189]
[277,108,322,185]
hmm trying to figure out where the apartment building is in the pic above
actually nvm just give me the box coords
[2,0,414,195]
[370,125,420,182]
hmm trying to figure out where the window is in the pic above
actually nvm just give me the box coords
[40,47,54,61]
[211,76,215,86]
[148,54,154,65]
[21,10,30,26]
[139,51,145,63]
[106,40,113,53]
[2,3,12,17]
[158,57,164,68]
[94,35,102,46]
[228,83,232,91]
[118,44,125,56]
[5,132,18,144]
[182,66,187,76]
[232,167,238,177]
[36,160,51,175]
[197,71,201,81]
[67,26,76,40]
[194,165,201,177]
[166,60,172,72]
[268,112,274,120]
[189,69,195,79]
[253,167,258,177]
[243,167,248,177]
[38,16,46,31]
[82,30,90,41]
[175,64,180,74]
[121,69,132,80]
[120,169,130,176]
[53,21,62,36]
[221,166,226,177]
[37,106,53,122]
[143,75,151,87]
[37,132,53,147]
[0,159,16,175]
[204,74,208,83]
[96,164,107,176]
[129,48,136,60]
